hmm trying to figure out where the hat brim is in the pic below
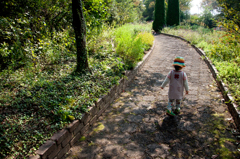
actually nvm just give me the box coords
[173,64,185,67]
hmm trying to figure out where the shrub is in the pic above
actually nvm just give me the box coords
[115,29,143,69]
[136,32,154,50]
[114,24,154,69]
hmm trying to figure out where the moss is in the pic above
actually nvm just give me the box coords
[88,141,95,146]
[217,147,235,159]
[205,113,237,158]
[79,136,86,142]
[93,123,105,133]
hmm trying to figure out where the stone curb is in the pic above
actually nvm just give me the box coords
[161,32,240,129]
[29,40,155,159]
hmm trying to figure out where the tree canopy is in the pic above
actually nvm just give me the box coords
[0,0,145,70]
[143,0,191,21]
[217,0,240,32]
[201,0,219,11]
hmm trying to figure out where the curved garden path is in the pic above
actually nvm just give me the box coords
[64,34,239,158]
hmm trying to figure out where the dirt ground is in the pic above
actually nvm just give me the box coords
[64,34,240,159]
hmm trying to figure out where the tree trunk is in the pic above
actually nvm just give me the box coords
[72,0,89,73]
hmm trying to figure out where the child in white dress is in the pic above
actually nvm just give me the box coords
[161,57,189,116]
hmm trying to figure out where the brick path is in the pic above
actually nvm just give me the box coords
[64,34,239,158]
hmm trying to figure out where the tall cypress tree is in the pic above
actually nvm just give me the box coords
[152,0,165,32]
[166,0,180,26]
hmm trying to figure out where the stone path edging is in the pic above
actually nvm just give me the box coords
[161,32,240,129]
[29,41,156,159]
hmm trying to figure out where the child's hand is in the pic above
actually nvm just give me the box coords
[186,91,189,95]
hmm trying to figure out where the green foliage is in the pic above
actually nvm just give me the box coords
[0,23,153,158]
[136,32,155,50]
[201,0,219,11]
[217,0,240,30]
[152,0,166,32]
[114,24,154,69]
[187,14,202,26]
[0,0,72,70]
[107,0,144,25]
[215,61,240,105]
[163,25,216,44]
[166,0,180,26]
[200,7,216,29]
[84,0,111,29]
[0,17,32,70]
[0,20,75,70]
[0,0,149,157]
[0,0,145,71]
[142,0,191,21]
[179,0,191,11]
[143,0,155,21]
[207,33,240,105]
[180,10,190,22]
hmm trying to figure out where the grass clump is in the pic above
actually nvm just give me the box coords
[114,23,154,69]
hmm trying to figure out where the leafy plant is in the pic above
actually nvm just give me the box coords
[0,23,154,158]
[136,32,154,50]
[114,24,154,69]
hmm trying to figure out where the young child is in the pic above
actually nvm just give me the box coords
[161,56,189,116]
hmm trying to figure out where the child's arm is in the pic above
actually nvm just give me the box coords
[161,74,170,89]
[183,72,189,94]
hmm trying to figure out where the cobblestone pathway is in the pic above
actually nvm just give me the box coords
[65,35,239,158]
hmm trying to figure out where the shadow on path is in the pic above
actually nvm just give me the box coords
[65,34,239,159]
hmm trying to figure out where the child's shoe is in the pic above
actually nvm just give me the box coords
[166,110,175,116]
[174,108,180,114]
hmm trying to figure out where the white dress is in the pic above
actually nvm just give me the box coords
[161,70,188,99]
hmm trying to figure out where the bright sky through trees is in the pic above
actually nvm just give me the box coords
[190,0,202,14]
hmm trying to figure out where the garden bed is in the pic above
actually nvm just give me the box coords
[30,40,155,159]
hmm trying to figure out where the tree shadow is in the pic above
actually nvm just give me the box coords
[64,69,239,159]
[0,67,114,157]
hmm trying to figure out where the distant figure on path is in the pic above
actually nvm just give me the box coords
[161,57,189,116]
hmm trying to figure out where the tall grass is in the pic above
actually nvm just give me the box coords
[163,26,221,45]
[114,23,154,69]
